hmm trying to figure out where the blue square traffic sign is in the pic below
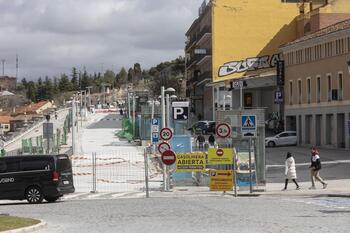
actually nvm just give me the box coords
[241,115,256,132]
[151,118,159,126]
[152,132,159,143]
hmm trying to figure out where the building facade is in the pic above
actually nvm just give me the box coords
[281,19,350,149]
[185,1,213,121]
[0,76,16,91]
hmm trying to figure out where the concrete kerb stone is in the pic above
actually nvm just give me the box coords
[2,220,46,233]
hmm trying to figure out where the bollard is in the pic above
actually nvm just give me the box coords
[144,148,150,198]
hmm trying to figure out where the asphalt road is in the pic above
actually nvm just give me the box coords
[86,114,122,129]
[266,146,350,183]
[1,196,349,233]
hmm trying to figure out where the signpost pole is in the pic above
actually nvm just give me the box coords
[161,86,167,192]
[144,148,150,198]
[233,148,237,197]
[249,137,253,194]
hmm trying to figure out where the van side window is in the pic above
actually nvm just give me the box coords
[6,160,20,173]
[0,161,6,173]
[21,160,53,171]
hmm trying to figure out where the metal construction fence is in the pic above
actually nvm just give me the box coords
[72,148,161,194]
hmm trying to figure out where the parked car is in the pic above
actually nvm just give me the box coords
[265,131,297,147]
[0,154,75,204]
[188,121,216,135]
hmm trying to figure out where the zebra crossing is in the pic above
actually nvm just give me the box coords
[61,191,148,201]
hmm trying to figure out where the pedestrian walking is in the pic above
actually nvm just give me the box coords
[282,152,300,190]
[196,133,205,151]
[208,134,215,147]
[309,146,327,189]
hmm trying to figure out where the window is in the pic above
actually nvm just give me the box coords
[316,76,321,103]
[327,74,332,101]
[307,78,311,104]
[298,79,302,104]
[338,73,343,100]
[289,81,293,105]
[21,159,53,171]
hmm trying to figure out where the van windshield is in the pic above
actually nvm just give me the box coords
[57,157,72,172]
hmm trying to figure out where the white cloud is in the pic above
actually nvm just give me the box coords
[0,0,203,79]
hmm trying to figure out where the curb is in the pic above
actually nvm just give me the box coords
[2,220,47,233]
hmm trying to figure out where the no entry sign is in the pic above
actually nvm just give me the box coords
[161,150,176,165]
[216,123,231,138]
[160,127,173,141]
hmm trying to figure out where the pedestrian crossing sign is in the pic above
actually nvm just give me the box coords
[241,115,256,132]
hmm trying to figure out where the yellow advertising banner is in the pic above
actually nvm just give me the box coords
[210,170,234,192]
[176,152,206,172]
[208,148,234,165]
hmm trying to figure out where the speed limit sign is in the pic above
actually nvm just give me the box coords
[160,128,173,141]
[216,123,231,138]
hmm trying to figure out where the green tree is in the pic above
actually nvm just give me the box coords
[44,76,54,100]
[127,68,134,83]
[103,70,115,85]
[26,81,37,102]
[133,63,142,82]
[59,74,73,92]
[71,67,79,91]
[36,77,44,100]
[118,67,128,86]
[53,77,60,95]
[80,70,91,89]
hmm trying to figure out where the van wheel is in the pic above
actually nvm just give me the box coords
[268,141,276,147]
[45,196,59,203]
[25,186,43,204]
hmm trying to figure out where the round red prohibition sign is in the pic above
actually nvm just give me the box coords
[158,141,171,154]
[216,123,231,138]
[160,127,173,141]
[161,150,176,166]
[216,149,224,157]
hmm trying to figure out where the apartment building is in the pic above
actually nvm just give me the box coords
[281,19,350,149]
[185,1,213,121]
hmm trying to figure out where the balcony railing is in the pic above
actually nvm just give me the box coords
[187,49,212,68]
[185,36,198,51]
[196,26,211,44]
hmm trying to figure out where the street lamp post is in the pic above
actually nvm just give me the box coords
[71,95,76,155]
[160,86,176,192]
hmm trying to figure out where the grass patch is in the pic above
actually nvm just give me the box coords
[0,215,40,232]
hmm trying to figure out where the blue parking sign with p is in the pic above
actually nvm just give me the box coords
[152,118,159,125]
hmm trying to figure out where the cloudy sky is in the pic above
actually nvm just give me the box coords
[0,0,203,80]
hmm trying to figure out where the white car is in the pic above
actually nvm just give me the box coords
[265,131,297,147]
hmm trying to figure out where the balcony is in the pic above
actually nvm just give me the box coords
[186,49,212,69]
[196,27,211,46]
[185,35,198,51]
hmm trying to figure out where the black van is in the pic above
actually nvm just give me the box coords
[0,154,75,204]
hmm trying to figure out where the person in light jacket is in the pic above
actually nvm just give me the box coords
[282,152,300,190]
